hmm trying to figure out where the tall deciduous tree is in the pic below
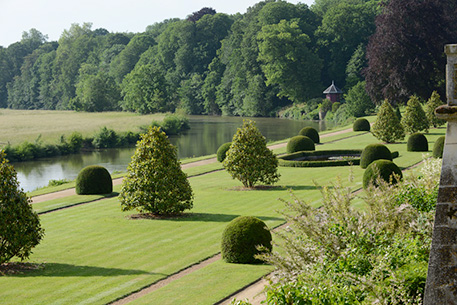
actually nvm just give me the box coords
[119,127,193,215]
[401,95,429,134]
[365,0,457,104]
[372,100,404,143]
[316,0,378,88]
[257,19,322,103]
[0,150,44,264]
[74,71,121,112]
[223,120,280,188]
[121,64,172,114]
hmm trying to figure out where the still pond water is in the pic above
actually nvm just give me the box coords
[14,116,334,192]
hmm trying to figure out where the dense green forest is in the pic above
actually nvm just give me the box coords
[0,0,455,117]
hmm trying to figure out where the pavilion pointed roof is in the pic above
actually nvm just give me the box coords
[323,81,343,94]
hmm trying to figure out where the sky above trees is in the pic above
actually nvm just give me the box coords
[0,0,314,47]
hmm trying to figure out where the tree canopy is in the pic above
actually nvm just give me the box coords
[0,1,408,116]
[365,0,457,104]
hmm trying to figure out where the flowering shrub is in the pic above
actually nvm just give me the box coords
[256,156,440,304]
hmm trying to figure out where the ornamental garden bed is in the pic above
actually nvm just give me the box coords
[278,149,399,167]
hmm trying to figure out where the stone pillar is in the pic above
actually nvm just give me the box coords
[424,44,457,304]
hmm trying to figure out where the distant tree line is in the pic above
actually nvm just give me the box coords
[0,0,455,116]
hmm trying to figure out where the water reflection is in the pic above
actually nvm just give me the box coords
[14,116,333,192]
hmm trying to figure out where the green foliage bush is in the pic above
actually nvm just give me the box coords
[151,114,190,135]
[372,100,404,143]
[223,120,280,188]
[363,159,402,188]
[425,91,446,128]
[331,101,341,113]
[0,150,44,264]
[407,133,428,152]
[221,216,272,264]
[344,80,375,117]
[433,136,445,158]
[286,136,315,153]
[353,118,370,131]
[76,165,113,195]
[260,160,438,304]
[92,127,119,149]
[360,143,392,169]
[217,142,231,162]
[401,95,429,134]
[119,126,193,215]
[298,127,319,144]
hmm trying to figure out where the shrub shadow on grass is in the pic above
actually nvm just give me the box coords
[1,262,158,277]
[128,213,283,223]
[227,185,316,192]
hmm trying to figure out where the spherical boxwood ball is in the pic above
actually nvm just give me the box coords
[221,216,272,264]
[353,118,370,132]
[76,165,112,195]
[407,133,428,152]
[299,127,320,143]
[217,142,232,162]
[360,143,392,169]
[363,159,403,189]
[433,136,445,158]
[287,136,315,153]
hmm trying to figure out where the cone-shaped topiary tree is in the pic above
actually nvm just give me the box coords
[0,150,44,264]
[372,100,405,143]
[424,91,446,128]
[401,95,429,134]
[119,126,193,215]
[223,120,280,188]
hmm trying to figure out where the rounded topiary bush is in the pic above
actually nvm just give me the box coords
[217,142,231,162]
[287,136,315,153]
[353,118,370,132]
[299,127,320,144]
[360,143,392,169]
[433,136,445,158]
[407,133,428,152]
[76,165,112,195]
[221,216,272,264]
[363,159,403,189]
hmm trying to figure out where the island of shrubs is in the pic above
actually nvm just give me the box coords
[3,114,189,162]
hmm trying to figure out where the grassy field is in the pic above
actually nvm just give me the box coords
[0,109,165,146]
[0,122,446,304]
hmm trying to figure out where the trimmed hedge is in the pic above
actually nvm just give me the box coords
[76,165,113,195]
[221,216,272,264]
[299,127,320,143]
[286,136,315,153]
[407,133,428,152]
[433,136,445,158]
[363,159,402,189]
[217,142,231,162]
[360,144,392,169]
[353,118,370,132]
[278,149,399,168]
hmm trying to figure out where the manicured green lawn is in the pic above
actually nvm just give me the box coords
[2,124,445,304]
